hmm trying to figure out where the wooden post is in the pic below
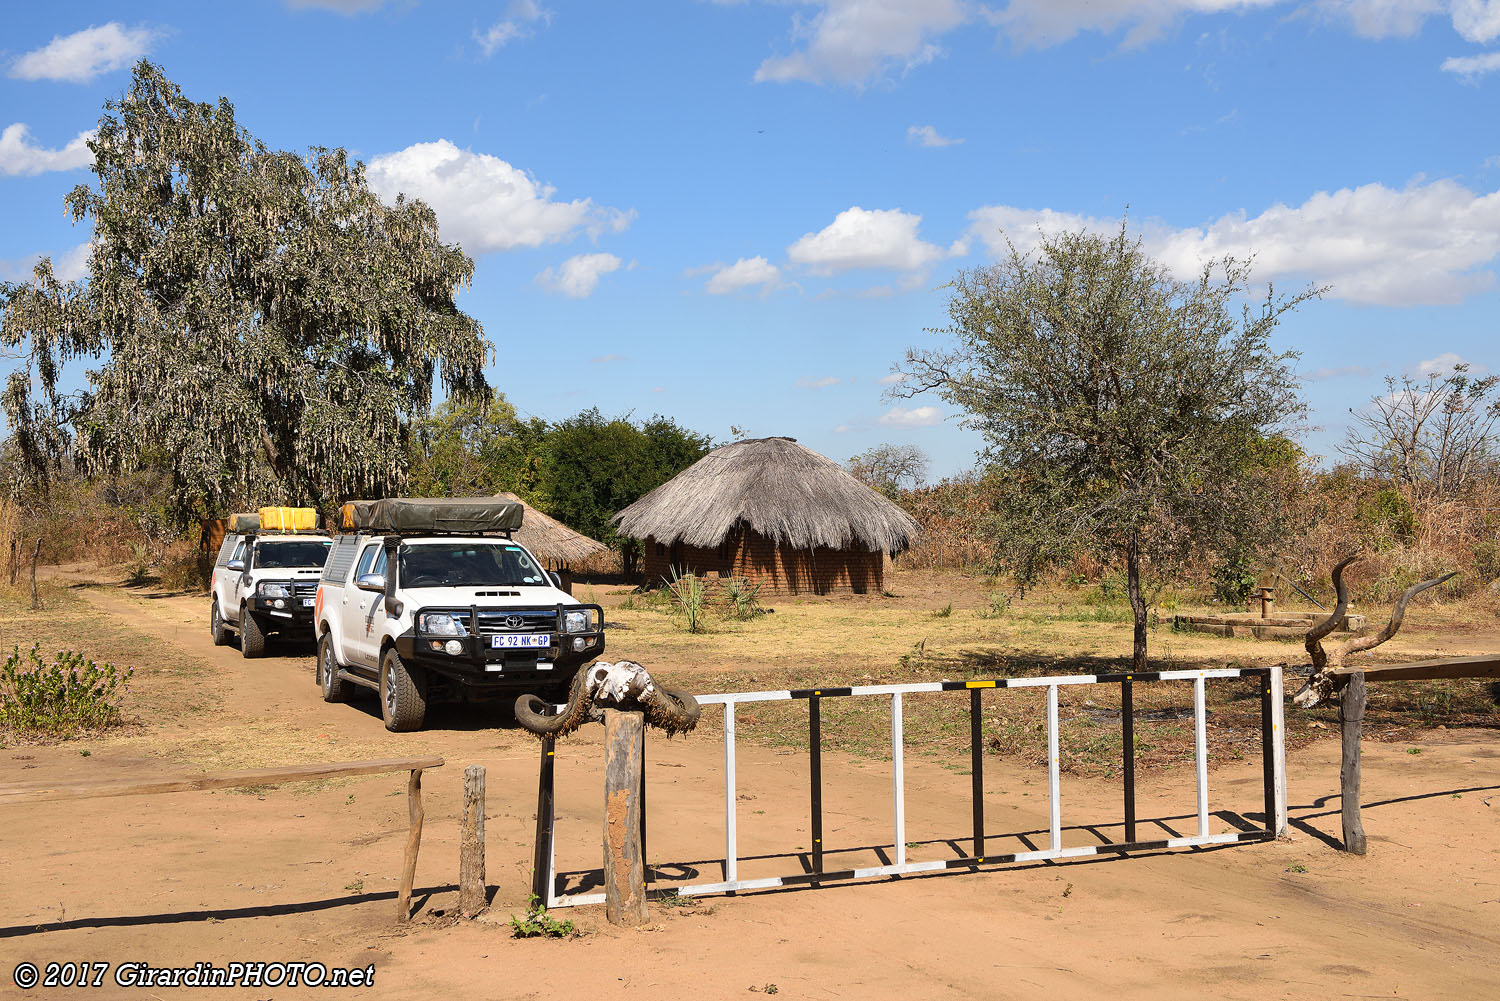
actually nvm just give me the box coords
[602,709,648,926]
[397,767,425,921]
[1339,674,1367,855]
[459,765,486,918]
[531,736,556,906]
[8,534,17,586]
[29,537,41,610]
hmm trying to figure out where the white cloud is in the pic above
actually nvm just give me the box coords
[0,242,90,284]
[877,404,944,427]
[0,124,94,176]
[989,0,1280,49]
[1410,351,1489,376]
[967,178,1500,306]
[754,0,967,86]
[475,0,553,56]
[877,371,908,385]
[797,376,842,389]
[789,206,946,274]
[1452,0,1500,41]
[1441,49,1500,78]
[536,253,622,298]
[907,124,963,147]
[367,140,633,254]
[705,256,782,294]
[10,23,157,83]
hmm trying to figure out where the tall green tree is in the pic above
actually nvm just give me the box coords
[899,224,1316,672]
[537,409,711,575]
[406,389,548,498]
[0,61,488,516]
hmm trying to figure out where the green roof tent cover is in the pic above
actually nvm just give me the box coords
[343,497,525,535]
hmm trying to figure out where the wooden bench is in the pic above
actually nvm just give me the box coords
[0,756,444,922]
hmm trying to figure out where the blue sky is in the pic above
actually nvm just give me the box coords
[2,1,1497,479]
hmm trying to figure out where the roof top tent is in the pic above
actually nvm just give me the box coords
[338,497,526,536]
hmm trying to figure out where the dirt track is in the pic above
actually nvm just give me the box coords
[2,584,1499,1000]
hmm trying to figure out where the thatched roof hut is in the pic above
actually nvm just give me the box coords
[495,492,608,569]
[613,437,918,595]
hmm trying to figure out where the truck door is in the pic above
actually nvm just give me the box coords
[344,542,387,668]
[214,536,248,623]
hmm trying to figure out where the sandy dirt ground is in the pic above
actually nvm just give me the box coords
[1,581,1498,1000]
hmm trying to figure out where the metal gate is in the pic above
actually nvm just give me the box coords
[533,666,1288,907]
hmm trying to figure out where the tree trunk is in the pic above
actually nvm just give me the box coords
[602,709,648,926]
[1339,674,1367,855]
[1125,532,1148,674]
[459,765,487,918]
[30,537,41,611]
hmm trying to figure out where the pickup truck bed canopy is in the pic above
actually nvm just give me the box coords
[340,498,525,535]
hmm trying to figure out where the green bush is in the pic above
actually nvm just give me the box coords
[666,566,707,633]
[720,575,763,620]
[509,895,576,938]
[1211,548,1258,605]
[0,645,133,738]
[1357,488,1417,548]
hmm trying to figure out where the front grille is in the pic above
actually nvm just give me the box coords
[293,581,318,599]
[473,609,556,635]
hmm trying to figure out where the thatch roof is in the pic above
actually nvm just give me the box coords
[613,437,920,555]
[495,492,609,566]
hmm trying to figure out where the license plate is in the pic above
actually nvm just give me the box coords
[491,634,551,649]
[302,598,315,607]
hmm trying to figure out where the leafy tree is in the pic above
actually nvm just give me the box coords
[1341,363,1500,505]
[0,62,488,517]
[406,389,548,498]
[898,224,1315,671]
[536,409,711,575]
[848,443,929,498]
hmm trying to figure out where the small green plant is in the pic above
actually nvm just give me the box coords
[124,542,153,587]
[977,591,1011,619]
[1407,747,1422,755]
[932,601,953,618]
[1285,864,1308,874]
[345,878,364,893]
[721,576,763,620]
[0,645,132,738]
[509,895,576,938]
[667,565,708,633]
[897,637,927,671]
[1211,548,1258,605]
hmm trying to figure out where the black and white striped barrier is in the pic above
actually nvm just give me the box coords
[532,666,1288,908]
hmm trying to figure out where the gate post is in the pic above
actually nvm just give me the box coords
[603,709,648,925]
[1339,673,1367,855]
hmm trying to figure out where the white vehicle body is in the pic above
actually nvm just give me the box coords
[209,532,333,657]
[313,533,604,731]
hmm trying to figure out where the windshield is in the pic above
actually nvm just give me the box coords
[254,540,332,569]
[399,543,548,588]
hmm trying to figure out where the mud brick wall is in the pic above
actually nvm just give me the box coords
[639,527,884,595]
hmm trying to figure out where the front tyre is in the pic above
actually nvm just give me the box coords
[210,599,231,647]
[240,606,266,658]
[318,632,352,703]
[380,647,427,732]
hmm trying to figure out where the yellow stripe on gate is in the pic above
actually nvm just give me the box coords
[966,681,996,689]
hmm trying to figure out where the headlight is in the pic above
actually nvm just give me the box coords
[419,613,467,637]
[258,582,291,599]
[564,610,591,633]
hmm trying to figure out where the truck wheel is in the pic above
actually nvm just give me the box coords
[380,648,427,732]
[318,632,352,703]
[210,599,231,647]
[240,605,267,658]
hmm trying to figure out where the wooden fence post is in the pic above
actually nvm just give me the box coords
[8,534,17,586]
[603,709,648,926]
[397,767,425,921]
[1339,674,1367,855]
[460,765,486,918]
[30,538,41,610]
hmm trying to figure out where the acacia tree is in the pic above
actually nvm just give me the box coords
[1341,364,1500,505]
[848,443,929,498]
[898,225,1315,672]
[0,62,488,516]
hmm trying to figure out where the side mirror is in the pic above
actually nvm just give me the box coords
[227,559,245,571]
[356,572,386,593]
[548,571,563,589]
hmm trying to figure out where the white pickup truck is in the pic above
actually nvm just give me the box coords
[210,521,333,658]
[313,498,605,731]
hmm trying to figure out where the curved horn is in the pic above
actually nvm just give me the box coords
[514,667,596,738]
[1305,554,1359,670]
[1329,571,1458,668]
[641,685,702,737]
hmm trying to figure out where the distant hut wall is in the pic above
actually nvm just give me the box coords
[640,527,883,595]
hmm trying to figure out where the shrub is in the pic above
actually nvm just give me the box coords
[720,575,763,620]
[1211,548,1258,606]
[666,565,707,633]
[0,645,132,738]
[509,896,576,938]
